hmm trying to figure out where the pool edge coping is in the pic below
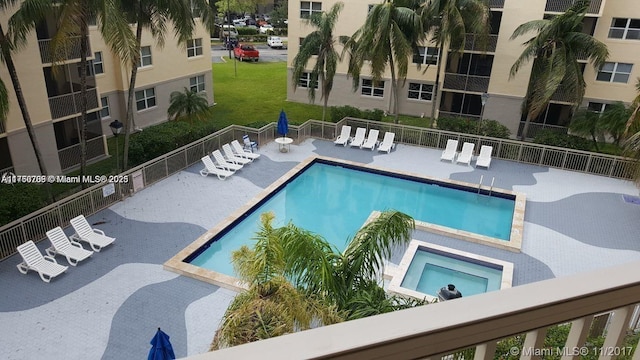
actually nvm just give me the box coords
[385,240,515,302]
[164,155,525,289]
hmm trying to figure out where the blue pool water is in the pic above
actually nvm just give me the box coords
[400,248,503,297]
[188,160,515,276]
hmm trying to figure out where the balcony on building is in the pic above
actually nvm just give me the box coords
[44,64,100,120]
[439,91,484,120]
[463,11,501,53]
[443,52,493,93]
[36,16,91,64]
[545,0,603,15]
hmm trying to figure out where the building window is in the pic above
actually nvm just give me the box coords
[596,62,633,83]
[298,72,318,89]
[135,88,156,111]
[138,46,152,68]
[413,47,439,65]
[100,97,110,118]
[608,18,640,40]
[190,75,205,93]
[93,52,104,74]
[187,38,203,57]
[190,0,200,16]
[408,83,434,101]
[300,1,322,18]
[368,4,375,13]
[361,79,384,97]
[587,102,612,113]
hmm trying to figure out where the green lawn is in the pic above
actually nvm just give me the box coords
[210,60,324,127]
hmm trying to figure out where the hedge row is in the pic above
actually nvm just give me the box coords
[330,106,384,123]
[128,120,219,167]
[437,116,511,139]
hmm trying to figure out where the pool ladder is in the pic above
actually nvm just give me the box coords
[477,176,495,196]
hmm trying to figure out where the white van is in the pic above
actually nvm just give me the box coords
[219,24,238,38]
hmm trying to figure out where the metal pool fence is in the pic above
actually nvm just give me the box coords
[1,119,637,259]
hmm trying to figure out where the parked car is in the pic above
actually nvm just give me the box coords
[233,44,259,62]
[219,24,238,38]
[259,25,274,34]
[267,36,284,49]
[223,38,238,50]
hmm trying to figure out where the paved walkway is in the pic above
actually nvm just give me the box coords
[1,139,639,359]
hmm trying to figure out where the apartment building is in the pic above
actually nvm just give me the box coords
[0,4,213,176]
[287,0,640,137]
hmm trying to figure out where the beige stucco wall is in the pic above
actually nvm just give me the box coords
[286,0,640,131]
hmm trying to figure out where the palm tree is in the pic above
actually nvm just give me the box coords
[291,2,343,122]
[167,87,210,121]
[423,0,490,124]
[509,0,608,140]
[211,212,343,350]
[623,78,640,184]
[11,0,136,186]
[599,102,632,146]
[569,108,603,151]
[0,1,50,198]
[121,0,216,170]
[280,210,422,317]
[341,0,423,123]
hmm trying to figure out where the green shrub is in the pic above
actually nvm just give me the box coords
[0,183,45,226]
[245,120,271,128]
[533,130,592,151]
[330,105,363,123]
[362,109,384,121]
[237,27,258,35]
[128,119,218,166]
[436,116,510,138]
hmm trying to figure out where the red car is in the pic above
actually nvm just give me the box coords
[233,44,259,62]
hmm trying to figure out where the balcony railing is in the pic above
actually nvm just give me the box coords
[545,0,602,14]
[38,36,91,64]
[438,110,480,120]
[464,34,498,52]
[58,135,108,171]
[183,261,640,359]
[48,87,99,120]
[443,73,490,93]
[518,121,569,139]
[488,0,505,8]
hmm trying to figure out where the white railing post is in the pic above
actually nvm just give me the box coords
[473,342,497,360]
[520,328,548,360]
[599,306,635,360]
[561,315,594,360]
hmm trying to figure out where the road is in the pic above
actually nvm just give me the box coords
[211,44,288,63]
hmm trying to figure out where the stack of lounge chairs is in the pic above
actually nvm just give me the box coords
[16,215,116,282]
[200,139,261,180]
[334,125,395,153]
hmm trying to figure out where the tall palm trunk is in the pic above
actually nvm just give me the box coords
[430,42,445,127]
[519,113,533,141]
[388,51,400,124]
[0,25,53,201]
[320,72,327,122]
[79,17,89,189]
[122,23,143,171]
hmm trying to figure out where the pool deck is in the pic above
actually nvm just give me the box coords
[1,138,640,359]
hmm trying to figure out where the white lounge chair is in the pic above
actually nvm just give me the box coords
[69,215,116,252]
[200,155,234,180]
[45,226,93,266]
[334,125,351,146]
[243,135,258,152]
[231,140,260,160]
[361,129,379,150]
[350,127,367,148]
[457,142,475,165]
[222,144,251,165]
[377,132,396,153]
[441,139,459,162]
[476,145,493,169]
[16,240,68,283]
[212,150,243,172]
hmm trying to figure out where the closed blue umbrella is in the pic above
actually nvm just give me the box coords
[148,328,175,360]
[277,109,289,139]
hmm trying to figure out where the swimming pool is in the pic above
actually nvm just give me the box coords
[386,241,514,301]
[182,157,522,279]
